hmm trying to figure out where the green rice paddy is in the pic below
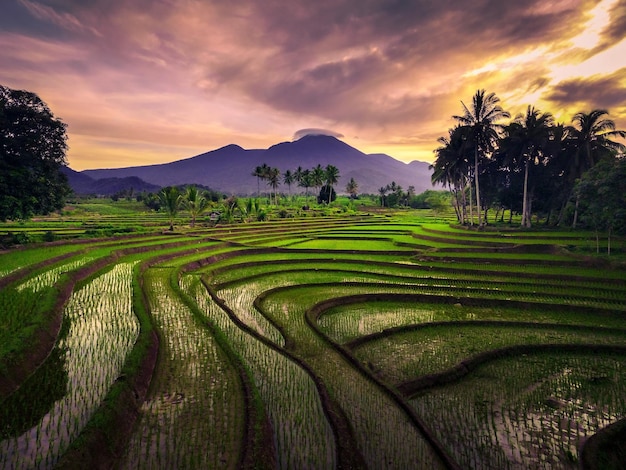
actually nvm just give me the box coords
[0,206,624,469]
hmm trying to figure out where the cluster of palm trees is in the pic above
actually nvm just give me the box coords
[432,89,625,227]
[158,185,210,230]
[377,182,415,207]
[252,163,341,205]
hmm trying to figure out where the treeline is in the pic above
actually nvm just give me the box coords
[431,90,625,230]
[252,163,341,205]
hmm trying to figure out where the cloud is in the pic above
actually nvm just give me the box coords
[543,68,626,110]
[293,129,345,140]
[592,0,626,53]
[2,0,622,167]
[18,0,101,36]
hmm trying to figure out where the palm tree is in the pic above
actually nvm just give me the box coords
[311,164,325,201]
[182,186,210,227]
[298,169,312,205]
[568,109,626,227]
[324,164,340,204]
[266,167,281,205]
[252,165,263,197]
[294,166,304,184]
[346,177,359,199]
[503,106,554,227]
[453,89,510,226]
[254,163,270,198]
[431,126,473,224]
[378,186,388,207]
[158,186,182,231]
[283,169,294,196]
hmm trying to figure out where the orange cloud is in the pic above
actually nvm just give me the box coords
[0,0,623,169]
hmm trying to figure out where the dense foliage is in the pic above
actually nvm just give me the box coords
[576,157,626,251]
[0,85,70,220]
[432,90,626,228]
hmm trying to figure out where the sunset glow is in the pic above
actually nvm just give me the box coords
[1,0,624,170]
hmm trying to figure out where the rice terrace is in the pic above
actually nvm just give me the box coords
[1,200,625,469]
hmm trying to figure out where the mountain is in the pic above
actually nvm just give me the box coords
[80,135,434,195]
[61,166,161,195]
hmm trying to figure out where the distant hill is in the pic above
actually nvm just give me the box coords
[61,166,161,195]
[79,135,435,195]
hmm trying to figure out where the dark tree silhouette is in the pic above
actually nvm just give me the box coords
[0,84,70,220]
[323,164,339,204]
[568,109,626,227]
[453,89,510,226]
[502,106,554,227]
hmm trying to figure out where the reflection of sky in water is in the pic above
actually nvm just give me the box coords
[411,355,626,469]
[0,263,139,469]
[16,258,94,293]
[186,277,336,470]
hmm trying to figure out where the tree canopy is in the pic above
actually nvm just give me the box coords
[0,84,70,220]
[433,90,625,228]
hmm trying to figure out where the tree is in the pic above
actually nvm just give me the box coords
[385,182,405,207]
[346,177,359,199]
[158,186,182,230]
[283,169,294,195]
[317,185,336,204]
[266,167,281,205]
[568,109,626,227]
[252,165,264,197]
[294,166,304,187]
[502,106,554,227]
[298,169,312,205]
[431,126,473,224]
[252,163,270,198]
[575,158,626,255]
[311,164,325,198]
[323,164,340,204]
[453,89,510,226]
[0,84,71,220]
[378,186,388,207]
[182,186,210,227]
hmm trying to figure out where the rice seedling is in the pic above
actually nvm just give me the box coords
[185,275,337,469]
[117,265,246,469]
[2,210,625,468]
[235,274,448,469]
[15,258,94,293]
[353,324,626,383]
[410,352,626,469]
[0,263,138,469]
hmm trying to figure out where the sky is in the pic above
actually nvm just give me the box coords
[1,0,625,170]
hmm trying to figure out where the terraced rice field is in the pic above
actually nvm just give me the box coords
[1,211,625,469]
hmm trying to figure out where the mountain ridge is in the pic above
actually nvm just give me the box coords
[78,135,434,195]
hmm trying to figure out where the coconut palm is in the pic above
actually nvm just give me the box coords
[283,169,294,196]
[266,167,281,205]
[182,186,210,227]
[253,163,270,198]
[158,186,182,231]
[324,165,340,204]
[294,166,304,185]
[378,186,388,207]
[346,177,359,199]
[298,169,312,205]
[453,89,510,226]
[252,165,263,197]
[311,164,325,200]
[568,109,626,227]
[431,126,473,224]
[502,106,554,227]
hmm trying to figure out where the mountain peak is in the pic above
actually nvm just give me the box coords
[79,136,434,195]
